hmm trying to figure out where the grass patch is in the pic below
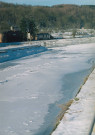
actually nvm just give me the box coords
[74,97,79,101]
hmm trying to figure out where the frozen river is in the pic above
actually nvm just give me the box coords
[0,42,95,135]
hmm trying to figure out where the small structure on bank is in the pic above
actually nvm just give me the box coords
[27,32,37,41]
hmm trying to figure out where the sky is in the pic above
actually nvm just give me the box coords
[0,0,95,6]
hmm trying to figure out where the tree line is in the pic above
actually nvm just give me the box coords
[0,2,95,33]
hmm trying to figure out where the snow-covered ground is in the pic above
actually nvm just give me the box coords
[0,39,95,135]
[51,29,95,39]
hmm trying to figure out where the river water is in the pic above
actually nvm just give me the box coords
[0,42,95,135]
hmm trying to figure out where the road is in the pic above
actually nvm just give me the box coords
[0,42,95,135]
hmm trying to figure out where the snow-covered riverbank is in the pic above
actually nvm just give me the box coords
[44,37,95,47]
[52,68,95,135]
[1,36,95,50]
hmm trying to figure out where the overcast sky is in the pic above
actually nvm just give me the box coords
[0,0,95,6]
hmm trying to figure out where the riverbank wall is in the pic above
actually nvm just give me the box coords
[52,69,95,135]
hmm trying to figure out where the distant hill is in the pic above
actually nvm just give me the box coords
[0,1,95,32]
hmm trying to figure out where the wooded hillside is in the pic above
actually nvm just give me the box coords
[0,2,95,32]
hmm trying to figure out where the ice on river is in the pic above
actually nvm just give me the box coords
[0,42,95,135]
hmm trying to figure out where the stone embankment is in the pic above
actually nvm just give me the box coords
[52,69,95,135]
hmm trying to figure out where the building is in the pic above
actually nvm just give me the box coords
[37,33,53,40]
[0,26,24,43]
[2,30,23,43]
[27,32,53,41]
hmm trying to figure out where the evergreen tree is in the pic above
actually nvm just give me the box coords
[20,17,37,40]
[20,18,27,40]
